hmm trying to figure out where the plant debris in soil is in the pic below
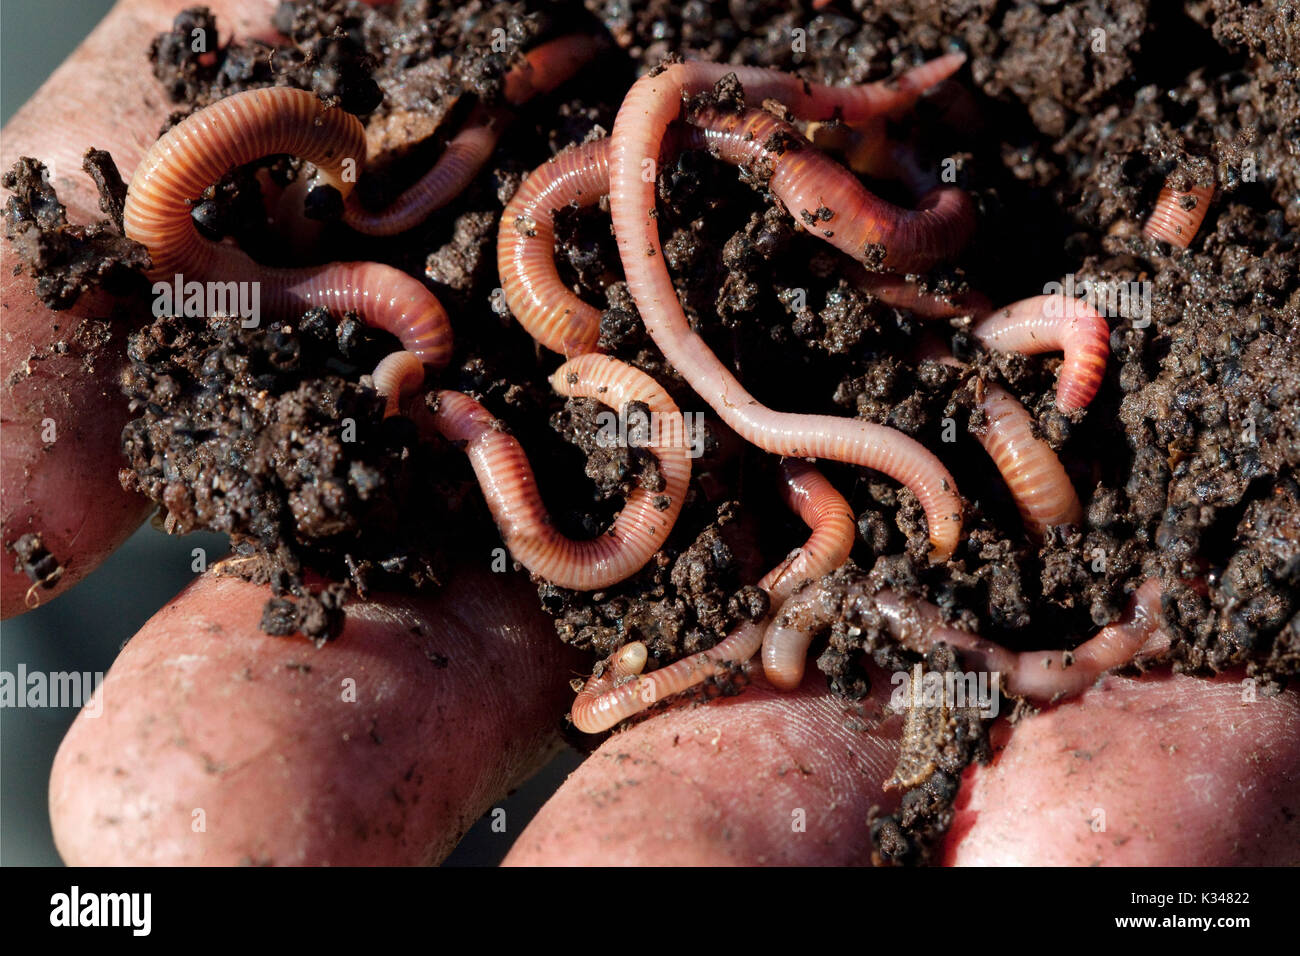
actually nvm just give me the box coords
[7,0,1299,863]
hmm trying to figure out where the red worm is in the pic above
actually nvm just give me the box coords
[1142,179,1215,249]
[344,35,601,236]
[602,56,970,561]
[689,106,976,273]
[123,86,453,366]
[498,138,611,355]
[429,354,691,590]
[970,295,1110,413]
[920,342,1082,538]
[572,458,856,732]
[766,576,1168,704]
[371,349,425,418]
[969,381,1083,535]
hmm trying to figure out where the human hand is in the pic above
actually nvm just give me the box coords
[6,0,1298,866]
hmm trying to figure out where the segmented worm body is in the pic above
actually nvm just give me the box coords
[1142,179,1215,249]
[344,36,600,236]
[969,381,1083,535]
[766,576,1167,703]
[572,458,856,732]
[920,343,1082,538]
[971,295,1110,413]
[498,138,611,355]
[430,354,690,590]
[371,349,425,418]
[604,57,969,561]
[124,86,453,366]
[689,105,976,273]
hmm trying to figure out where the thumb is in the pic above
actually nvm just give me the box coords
[0,0,278,617]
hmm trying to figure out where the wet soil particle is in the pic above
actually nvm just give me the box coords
[2,156,149,309]
[9,532,64,593]
[118,310,458,640]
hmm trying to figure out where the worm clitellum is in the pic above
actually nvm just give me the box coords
[765,576,1169,704]
[970,294,1111,413]
[606,55,970,561]
[123,86,454,366]
[1142,179,1216,249]
[572,458,856,732]
[344,35,600,236]
[429,355,691,591]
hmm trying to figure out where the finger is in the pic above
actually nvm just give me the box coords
[506,668,1300,865]
[1,0,276,617]
[504,669,902,865]
[50,564,585,865]
[942,673,1300,866]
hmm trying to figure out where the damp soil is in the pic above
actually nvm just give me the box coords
[6,0,1299,863]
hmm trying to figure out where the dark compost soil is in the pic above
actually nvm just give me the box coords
[5,0,1298,862]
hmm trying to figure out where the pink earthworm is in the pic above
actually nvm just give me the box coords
[688,105,976,273]
[344,35,601,236]
[965,380,1083,535]
[1142,179,1215,249]
[371,349,425,418]
[607,59,970,561]
[498,137,611,355]
[429,354,691,590]
[919,341,1082,538]
[123,86,453,366]
[766,576,1167,704]
[970,295,1110,413]
[572,458,856,732]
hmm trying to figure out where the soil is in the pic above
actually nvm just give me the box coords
[6,0,1298,862]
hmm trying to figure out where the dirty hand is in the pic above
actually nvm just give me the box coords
[4,0,1297,865]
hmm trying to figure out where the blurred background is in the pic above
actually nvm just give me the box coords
[0,0,580,866]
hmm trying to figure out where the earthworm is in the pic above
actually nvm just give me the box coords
[919,341,1082,538]
[602,57,969,560]
[429,354,690,590]
[498,137,611,355]
[344,36,600,236]
[767,576,1167,703]
[571,458,856,733]
[500,122,979,355]
[970,295,1110,413]
[966,381,1083,535]
[1142,179,1215,249]
[854,270,991,319]
[689,105,976,273]
[123,86,453,366]
[371,349,425,418]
